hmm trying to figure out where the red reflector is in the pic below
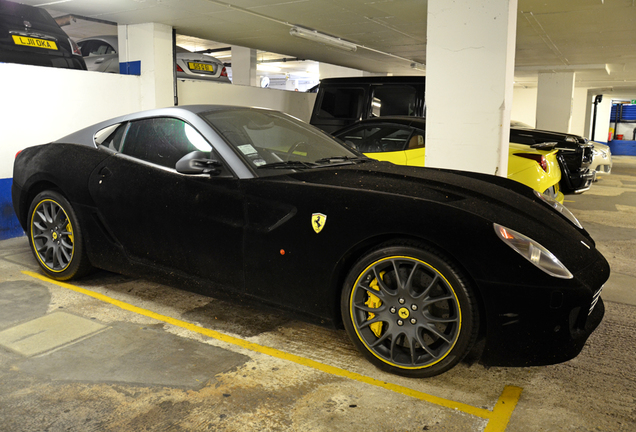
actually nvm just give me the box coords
[516,153,548,172]
[176,64,184,72]
[220,67,228,77]
[15,150,23,158]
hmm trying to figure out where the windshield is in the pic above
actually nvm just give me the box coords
[200,108,364,175]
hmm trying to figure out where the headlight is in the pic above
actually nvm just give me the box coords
[494,224,573,279]
[533,190,583,229]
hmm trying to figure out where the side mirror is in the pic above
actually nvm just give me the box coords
[175,151,222,175]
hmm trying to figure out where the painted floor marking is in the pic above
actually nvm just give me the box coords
[24,270,522,431]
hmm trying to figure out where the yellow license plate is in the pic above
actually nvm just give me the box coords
[188,62,215,73]
[12,35,58,50]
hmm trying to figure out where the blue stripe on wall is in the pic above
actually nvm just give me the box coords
[608,140,636,156]
[0,178,25,240]
[119,60,141,75]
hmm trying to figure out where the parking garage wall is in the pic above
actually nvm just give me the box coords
[0,62,143,239]
[177,80,317,122]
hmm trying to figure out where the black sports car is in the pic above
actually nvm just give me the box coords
[12,106,609,378]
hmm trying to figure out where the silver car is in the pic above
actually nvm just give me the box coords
[77,35,231,83]
[590,142,612,180]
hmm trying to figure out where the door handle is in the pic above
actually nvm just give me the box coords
[95,57,105,64]
[99,166,112,178]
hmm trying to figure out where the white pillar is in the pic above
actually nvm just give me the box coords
[231,46,257,87]
[117,23,174,110]
[536,72,575,133]
[425,0,518,177]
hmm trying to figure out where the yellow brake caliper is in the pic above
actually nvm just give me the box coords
[366,271,385,337]
[66,223,74,244]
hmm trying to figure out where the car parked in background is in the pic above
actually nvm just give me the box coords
[77,35,230,82]
[0,0,86,70]
[309,77,596,196]
[510,121,595,194]
[334,116,565,204]
[590,142,612,179]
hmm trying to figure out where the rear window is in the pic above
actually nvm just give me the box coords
[371,85,418,117]
[314,87,365,120]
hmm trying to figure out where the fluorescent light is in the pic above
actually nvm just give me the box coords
[289,26,357,52]
[515,64,610,75]
[34,0,72,6]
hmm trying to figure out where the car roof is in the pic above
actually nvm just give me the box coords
[54,105,277,147]
[319,76,426,85]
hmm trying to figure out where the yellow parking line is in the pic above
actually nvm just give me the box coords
[24,270,522,431]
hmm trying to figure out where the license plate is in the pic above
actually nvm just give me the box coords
[188,62,215,73]
[12,35,58,50]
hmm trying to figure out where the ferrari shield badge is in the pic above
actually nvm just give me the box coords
[312,213,327,233]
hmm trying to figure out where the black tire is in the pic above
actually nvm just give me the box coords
[341,243,478,378]
[27,190,92,281]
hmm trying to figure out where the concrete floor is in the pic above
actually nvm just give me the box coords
[1,158,635,432]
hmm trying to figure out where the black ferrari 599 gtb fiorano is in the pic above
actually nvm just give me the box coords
[12,105,609,377]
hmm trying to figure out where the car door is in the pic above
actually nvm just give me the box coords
[78,39,118,72]
[87,117,245,290]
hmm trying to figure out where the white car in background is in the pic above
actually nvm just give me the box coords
[590,142,612,180]
[77,35,230,83]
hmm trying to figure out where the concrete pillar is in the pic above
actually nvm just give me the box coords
[425,0,518,177]
[536,72,575,133]
[117,23,174,110]
[231,46,257,87]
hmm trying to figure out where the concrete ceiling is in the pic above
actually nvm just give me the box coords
[22,0,636,89]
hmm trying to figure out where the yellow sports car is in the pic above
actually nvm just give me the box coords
[334,117,564,203]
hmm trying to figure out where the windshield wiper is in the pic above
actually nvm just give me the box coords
[256,161,317,169]
[313,156,370,165]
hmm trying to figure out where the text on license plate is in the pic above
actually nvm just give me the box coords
[188,62,215,73]
[12,35,58,50]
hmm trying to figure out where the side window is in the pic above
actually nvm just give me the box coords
[120,118,212,168]
[80,40,116,56]
[338,126,414,153]
[315,87,365,119]
[370,85,418,117]
[94,123,127,151]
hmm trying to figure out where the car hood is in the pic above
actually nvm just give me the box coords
[280,161,596,269]
[286,161,537,210]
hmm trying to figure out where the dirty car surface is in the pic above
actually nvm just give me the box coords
[12,105,609,377]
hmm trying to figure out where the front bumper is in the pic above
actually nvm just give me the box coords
[558,155,595,193]
[568,168,595,194]
[477,257,609,367]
